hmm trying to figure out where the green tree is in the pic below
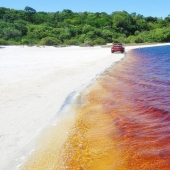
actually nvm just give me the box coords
[24,6,36,14]
[14,20,28,36]
[4,27,22,40]
[0,7,170,45]
[111,11,136,36]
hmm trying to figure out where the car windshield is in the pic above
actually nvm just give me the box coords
[113,43,122,46]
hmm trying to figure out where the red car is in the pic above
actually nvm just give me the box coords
[111,43,125,53]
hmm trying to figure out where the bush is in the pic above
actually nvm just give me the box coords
[127,35,136,43]
[4,28,22,40]
[63,39,79,45]
[80,40,94,47]
[135,37,144,43]
[93,38,106,45]
[40,37,61,46]
[7,40,20,45]
[0,38,8,45]
[21,38,38,45]
[22,38,31,45]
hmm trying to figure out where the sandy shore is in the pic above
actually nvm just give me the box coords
[0,43,169,169]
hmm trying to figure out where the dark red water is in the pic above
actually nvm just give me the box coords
[20,46,170,170]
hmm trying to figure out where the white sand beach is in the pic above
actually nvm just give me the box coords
[0,43,169,169]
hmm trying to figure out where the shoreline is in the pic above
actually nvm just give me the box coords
[1,43,170,169]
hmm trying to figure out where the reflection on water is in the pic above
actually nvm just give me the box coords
[20,47,170,169]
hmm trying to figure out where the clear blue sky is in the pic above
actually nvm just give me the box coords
[1,0,170,18]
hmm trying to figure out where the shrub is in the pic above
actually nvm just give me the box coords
[7,40,20,45]
[63,39,79,45]
[93,38,106,45]
[80,40,94,47]
[0,38,8,45]
[40,37,61,46]
[135,37,144,43]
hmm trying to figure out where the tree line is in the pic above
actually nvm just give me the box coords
[0,6,170,46]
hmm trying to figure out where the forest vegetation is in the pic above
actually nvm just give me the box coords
[0,6,170,46]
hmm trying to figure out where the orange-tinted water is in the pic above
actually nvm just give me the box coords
[20,49,170,169]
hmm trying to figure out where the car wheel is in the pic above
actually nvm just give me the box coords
[111,50,114,53]
[121,50,124,53]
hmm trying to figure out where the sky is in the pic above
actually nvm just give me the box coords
[1,0,170,18]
